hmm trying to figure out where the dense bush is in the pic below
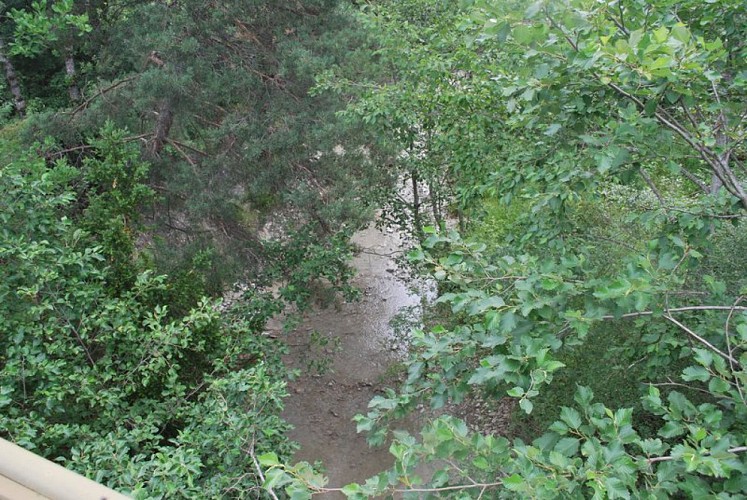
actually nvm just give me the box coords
[0,139,291,497]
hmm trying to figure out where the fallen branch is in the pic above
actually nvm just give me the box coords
[358,248,405,257]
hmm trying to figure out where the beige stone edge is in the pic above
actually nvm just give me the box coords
[0,438,130,500]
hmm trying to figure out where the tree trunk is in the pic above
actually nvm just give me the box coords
[710,174,723,196]
[64,48,81,102]
[147,99,174,157]
[411,168,423,241]
[458,207,466,234]
[0,37,26,117]
[711,109,747,208]
[711,118,728,197]
[428,179,442,229]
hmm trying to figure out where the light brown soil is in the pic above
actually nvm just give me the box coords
[279,223,515,498]
[280,224,423,494]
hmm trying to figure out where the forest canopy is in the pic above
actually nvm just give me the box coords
[1,0,746,498]
[1,0,383,496]
[272,0,747,497]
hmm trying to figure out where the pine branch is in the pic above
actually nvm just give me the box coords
[65,75,139,118]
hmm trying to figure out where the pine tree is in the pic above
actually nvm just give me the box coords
[32,0,383,294]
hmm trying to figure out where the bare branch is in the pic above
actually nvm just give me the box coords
[679,99,702,138]
[248,443,280,500]
[665,207,744,220]
[663,314,741,368]
[65,75,139,118]
[650,380,716,397]
[725,297,746,403]
[47,134,152,158]
[607,0,629,37]
[602,306,747,320]
[576,232,639,252]
[313,481,506,496]
[617,2,627,34]
[648,446,747,464]
[639,168,666,207]
[675,165,710,194]
[169,141,197,167]
[170,139,207,156]
[59,313,96,367]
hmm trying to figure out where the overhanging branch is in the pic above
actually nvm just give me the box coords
[663,314,741,368]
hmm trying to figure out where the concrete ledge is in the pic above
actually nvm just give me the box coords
[0,438,130,500]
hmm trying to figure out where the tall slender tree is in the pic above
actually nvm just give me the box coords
[0,35,25,115]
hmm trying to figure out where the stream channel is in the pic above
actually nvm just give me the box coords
[278,222,430,494]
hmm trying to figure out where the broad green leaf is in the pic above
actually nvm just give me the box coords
[555,437,580,457]
[507,386,525,397]
[605,477,631,499]
[659,421,685,438]
[503,474,524,490]
[681,366,710,382]
[258,452,280,467]
[263,468,290,491]
[560,407,582,429]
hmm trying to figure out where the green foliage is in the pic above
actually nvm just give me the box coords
[4,0,747,496]
[282,378,747,497]
[322,0,503,237]
[9,0,92,57]
[265,226,359,311]
[468,197,529,246]
[14,0,385,292]
[467,0,746,208]
[2,3,393,489]
[275,0,747,497]
[0,82,14,123]
[512,322,658,441]
[73,121,154,287]
[0,144,292,497]
[0,7,383,492]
